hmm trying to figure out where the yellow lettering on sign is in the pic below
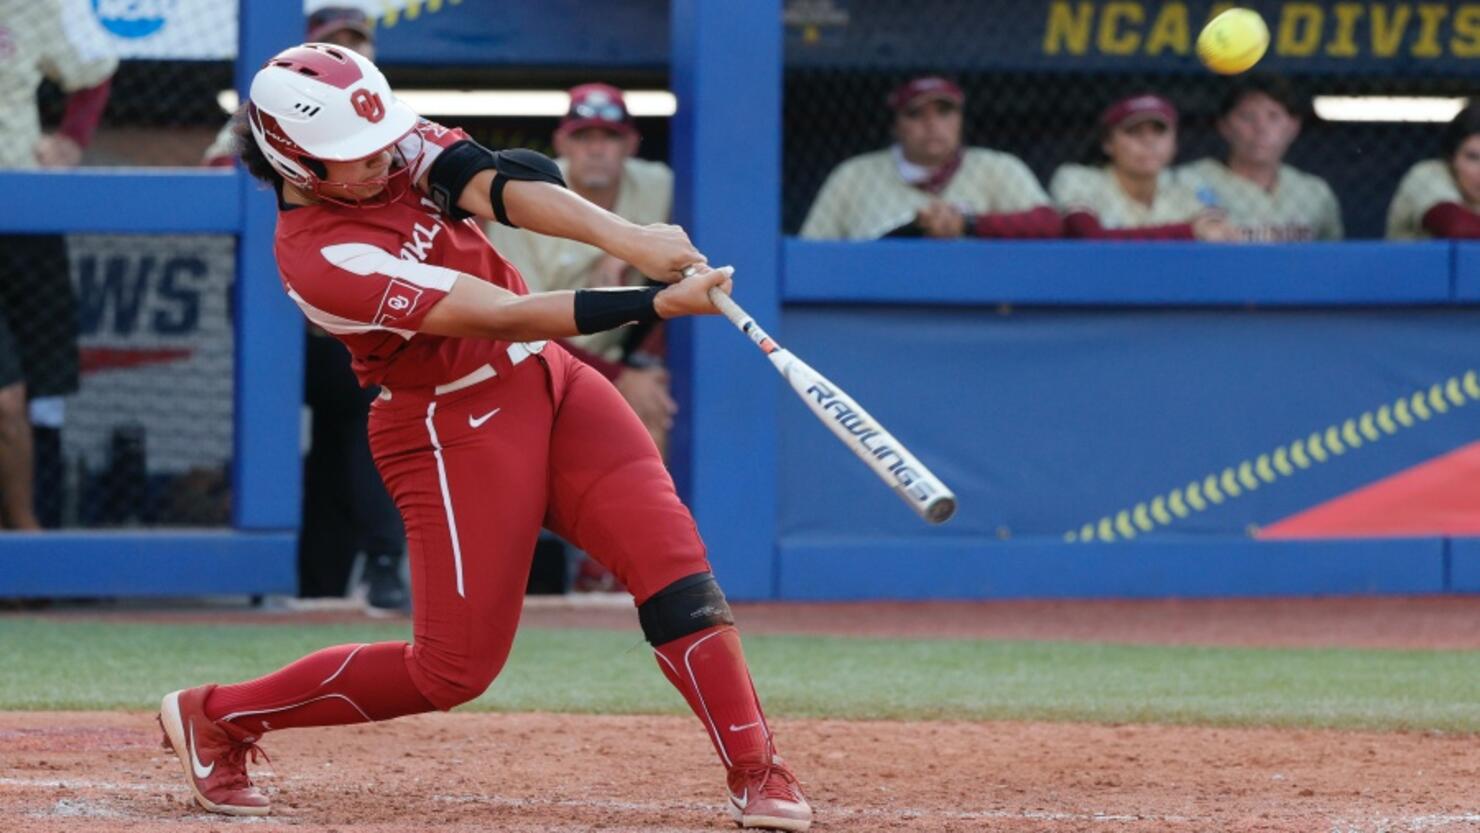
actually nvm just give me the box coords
[1044,1,1094,55]
[1146,2,1190,55]
[1326,3,1363,57]
[1277,3,1324,56]
[1098,2,1144,55]
[1370,4,1412,57]
[1412,4,1449,56]
[1454,5,1480,57]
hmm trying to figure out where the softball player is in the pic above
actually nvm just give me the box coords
[156,44,811,832]
[1386,102,1480,240]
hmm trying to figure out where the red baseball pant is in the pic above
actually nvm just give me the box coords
[204,345,777,769]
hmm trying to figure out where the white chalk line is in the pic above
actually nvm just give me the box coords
[2,775,1477,830]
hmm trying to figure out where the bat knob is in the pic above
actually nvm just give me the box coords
[681,265,699,279]
[925,496,957,525]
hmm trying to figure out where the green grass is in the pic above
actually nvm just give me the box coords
[2,620,1476,732]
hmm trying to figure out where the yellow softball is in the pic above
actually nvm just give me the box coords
[1196,8,1269,75]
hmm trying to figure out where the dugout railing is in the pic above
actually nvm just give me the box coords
[0,6,302,595]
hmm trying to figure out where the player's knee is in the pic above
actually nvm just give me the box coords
[407,646,507,709]
[638,572,735,647]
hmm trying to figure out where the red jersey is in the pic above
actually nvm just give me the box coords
[274,119,529,390]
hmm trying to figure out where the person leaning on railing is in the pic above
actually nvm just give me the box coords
[799,75,1062,241]
[1174,76,1342,242]
[0,0,116,530]
[1386,101,1480,240]
[1050,93,1240,242]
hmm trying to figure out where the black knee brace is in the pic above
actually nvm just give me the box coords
[638,572,735,646]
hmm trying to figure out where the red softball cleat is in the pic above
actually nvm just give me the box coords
[727,754,812,831]
[158,685,271,816]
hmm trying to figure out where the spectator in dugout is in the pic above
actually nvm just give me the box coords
[0,0,116,530]
[799,75,1062,240]
[488,83,677,594]
[1386,101,1480,240]
[1175,76,1342,241]
[1051,93,1239,241]
[487,83,677,454]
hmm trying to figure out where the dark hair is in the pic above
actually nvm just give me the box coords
[1441,101,1480,160]
[232,105,282,186]
[232,103,327,186]
[1218,75,1306,120]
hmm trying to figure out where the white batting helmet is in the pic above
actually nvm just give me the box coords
[246,43,419,201]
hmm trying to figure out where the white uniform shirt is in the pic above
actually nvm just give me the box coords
[0,1,116,169]
[1049,164,1204,228]
[799,147,1049,240]
[1175,158,1343,241]
[1386,159,1477,240]
[487,156,673,359]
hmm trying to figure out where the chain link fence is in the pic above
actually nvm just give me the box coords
[0,233,237,530]
[3,1,237,530]
[784,0,1478,241]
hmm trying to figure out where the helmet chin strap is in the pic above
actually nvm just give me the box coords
[307,142,423,209]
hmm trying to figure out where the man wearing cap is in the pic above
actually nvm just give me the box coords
[488,83,677,450]
[800,75,1061,241]
[1175,76,1342,242]
[1051,93,1238,241]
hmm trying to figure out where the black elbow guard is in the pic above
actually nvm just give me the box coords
[426,141,565,224]
[487,147,566,228]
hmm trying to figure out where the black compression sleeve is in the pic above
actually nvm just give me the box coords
[573,287,662,335]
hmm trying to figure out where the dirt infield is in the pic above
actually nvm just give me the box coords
[2,711,1477,833]
[4,596,1478,831]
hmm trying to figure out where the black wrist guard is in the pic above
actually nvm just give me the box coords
[573,287,662,335]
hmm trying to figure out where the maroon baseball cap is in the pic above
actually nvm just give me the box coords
[557,83,637,138]
[1100,93,1178,130]
[307,6,373,43]
[887,76,965,113]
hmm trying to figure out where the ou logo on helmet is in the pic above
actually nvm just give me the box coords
[351,89,385,123]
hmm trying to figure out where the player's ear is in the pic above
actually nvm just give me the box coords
[623,132,640,156]
[553,132,571,159]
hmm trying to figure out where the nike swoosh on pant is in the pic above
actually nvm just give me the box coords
[469,408,501,428]
[729,721,762,732]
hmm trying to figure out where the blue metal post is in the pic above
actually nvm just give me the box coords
[669,0,782,599]
[232,1,305,530]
